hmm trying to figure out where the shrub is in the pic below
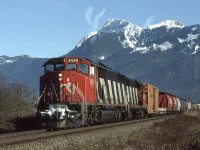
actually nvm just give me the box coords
[0,74,37,132]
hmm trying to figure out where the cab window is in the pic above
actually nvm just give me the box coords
[66,64,76,70]
[46,64,54,72]
[55,64,64,71]
[45,64,64,73]
[90,65,95,76]
[78,64,89,74]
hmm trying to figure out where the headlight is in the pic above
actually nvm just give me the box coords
[59,73,63,77]
[59,73,63,81]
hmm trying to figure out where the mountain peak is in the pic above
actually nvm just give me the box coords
[0,55,17,65]
[0,55,33,65]
[100,18,142,33]
[148,20,184,29]
[75,18,142,49]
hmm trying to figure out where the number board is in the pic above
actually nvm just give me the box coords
[68,58,79,63]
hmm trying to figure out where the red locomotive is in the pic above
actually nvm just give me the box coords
[36,57,160,129]
[36,57,198,130]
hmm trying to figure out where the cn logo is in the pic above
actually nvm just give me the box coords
[61,83,75,95]
[66,82,75,95]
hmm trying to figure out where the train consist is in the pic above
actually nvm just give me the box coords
[36,57,199,129]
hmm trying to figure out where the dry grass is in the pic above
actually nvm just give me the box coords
[142,115,200,150]
[183,110,200,119]
[99,112,200,150]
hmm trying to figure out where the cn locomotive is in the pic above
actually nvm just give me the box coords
[36,57,198,129]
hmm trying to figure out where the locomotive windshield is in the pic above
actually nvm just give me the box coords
[45,63,65,72]
[55,64,64,71]
[46,64,54,72]
[44,61,89,75]
[78,64,89,74]
[66,63,89,74]
[66,64,76,70]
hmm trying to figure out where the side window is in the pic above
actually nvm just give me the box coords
[78,64,89,74]
[45,64,54,73]
[66,64,76,70]
[90,66,95,76]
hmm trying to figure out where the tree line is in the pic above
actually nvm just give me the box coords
[0,74,37,132]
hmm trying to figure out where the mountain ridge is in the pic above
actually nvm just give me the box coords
[67,18,200,61]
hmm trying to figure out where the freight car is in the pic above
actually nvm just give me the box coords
[158,92,195,115]
[197,104,200,111]
[158,92,182,115]
[191,103,199,111]
[36,57,159,129]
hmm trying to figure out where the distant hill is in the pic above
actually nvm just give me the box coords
[0,55,47,89]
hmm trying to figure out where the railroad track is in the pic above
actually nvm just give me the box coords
[0,115,176,147]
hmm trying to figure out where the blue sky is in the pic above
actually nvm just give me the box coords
[0,0,200,58]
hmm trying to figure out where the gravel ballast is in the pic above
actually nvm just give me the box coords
[1,119,167,150]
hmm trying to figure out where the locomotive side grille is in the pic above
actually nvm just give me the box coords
[97,77,139,106]
[129,87,133,105]
[117,82,123,104]
[121,84,126,104]
[135,88,138,105]
[108,80,114,104]
[132,87,136,105]
[113,81,118,104]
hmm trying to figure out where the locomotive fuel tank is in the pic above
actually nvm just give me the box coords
[96,110,116,122]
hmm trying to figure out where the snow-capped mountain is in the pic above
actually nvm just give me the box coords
[147,20,184,29]
[99,18,142,48]
[69,19,142,60]
[0,55,28,65]
[68,19,200,61]
[76,19,142,49]
[0,56,16,65]
[100,18,142,33]
[66,18,200,103]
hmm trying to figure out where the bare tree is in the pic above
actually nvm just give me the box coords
[0,73,37,132]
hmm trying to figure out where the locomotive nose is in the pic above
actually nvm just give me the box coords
[40,72,63,103]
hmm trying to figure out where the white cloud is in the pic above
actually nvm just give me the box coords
[85,7,93,26]
[85,7,106,31]
[143,16,155,28]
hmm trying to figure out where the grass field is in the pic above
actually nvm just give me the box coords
[110,111,200,150]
